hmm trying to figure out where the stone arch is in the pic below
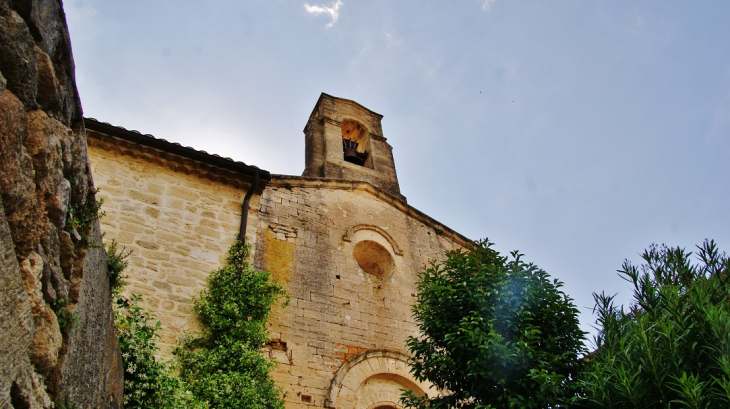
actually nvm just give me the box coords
[367,404,400,409]
[343,225,402,279]
[341,118,369,145]
[340,118,373,168]
[336,114,377,141]
[325,349,434,409]
[342,224,403,256]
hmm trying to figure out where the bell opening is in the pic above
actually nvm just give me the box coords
[342,137,367,166]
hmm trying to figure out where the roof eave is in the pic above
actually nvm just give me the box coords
[84,118,271,182]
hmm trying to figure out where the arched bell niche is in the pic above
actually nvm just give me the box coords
[341,119,374,169]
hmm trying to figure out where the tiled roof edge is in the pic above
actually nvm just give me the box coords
[84,118,271,182]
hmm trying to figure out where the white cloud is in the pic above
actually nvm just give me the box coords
[481,0,496,11]
[304,0,344,28]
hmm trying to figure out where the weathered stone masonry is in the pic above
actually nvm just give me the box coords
[256,177,469,409]
[87,93,473,409]
[86,118,267,355]
[0,1,122,407]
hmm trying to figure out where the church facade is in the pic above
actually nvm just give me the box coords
[87,94,471,409]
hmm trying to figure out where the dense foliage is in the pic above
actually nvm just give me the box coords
[403,239,586,409]
[175,239,287,409]
[108,240,206,409]
[115,294,207,409]
[580,240,730,408]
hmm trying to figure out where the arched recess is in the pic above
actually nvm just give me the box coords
[340,118,374,169]
[342,224,403,256]
[336,114,377,146]
[325,349,434,409]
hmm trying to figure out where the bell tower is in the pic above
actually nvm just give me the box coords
[302,93,405,201]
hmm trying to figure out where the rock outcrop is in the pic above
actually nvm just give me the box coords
[0,0,123,407]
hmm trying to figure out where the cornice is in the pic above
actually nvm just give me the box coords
[269,175,473,249]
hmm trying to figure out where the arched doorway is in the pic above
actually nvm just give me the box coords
[325,349,434,409]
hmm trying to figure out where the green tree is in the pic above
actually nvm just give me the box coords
[403,239,586,409]
[175,239,287,409]
[580,240,730,408]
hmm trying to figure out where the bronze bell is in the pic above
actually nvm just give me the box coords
[343,138,365,166]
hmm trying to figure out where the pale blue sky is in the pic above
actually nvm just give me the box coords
[65,0,730,340]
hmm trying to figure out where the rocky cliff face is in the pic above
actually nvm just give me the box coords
[0,0,123,407]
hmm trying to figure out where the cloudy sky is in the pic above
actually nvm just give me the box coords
[64,0,730,340]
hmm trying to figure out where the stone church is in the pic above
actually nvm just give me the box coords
[87,93,471,409]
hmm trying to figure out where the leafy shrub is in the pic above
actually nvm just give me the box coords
[65,174,105,242]
[108,241,206,409]
[580,240,730,408]
[115,294,207,409]
[53,298,80,334]
[107,239,129,292]
[175,239,287,409]
[403,239,586,409]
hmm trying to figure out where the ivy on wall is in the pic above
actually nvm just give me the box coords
[107,228,287,408]
[175,239,288,409]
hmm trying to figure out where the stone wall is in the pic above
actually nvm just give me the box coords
[86,131,471,409]
[87,131,260,356]
[0,0,122,407]
[87,127,471,409]
[255,176,470,409]
[84,89,471,408]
